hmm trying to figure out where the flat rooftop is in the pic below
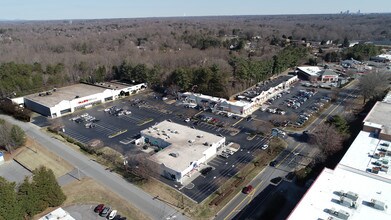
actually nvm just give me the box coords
[24,84,107,107]
[288,167,391,220]
[254,75,295,92]
[382,91,391,104]
[297,66,321,76]
[94,81,133,90]
[145,121,224,172]
[364,101,391,136]
[339,131,391,181]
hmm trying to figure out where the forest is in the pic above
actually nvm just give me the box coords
[0,14,390,98]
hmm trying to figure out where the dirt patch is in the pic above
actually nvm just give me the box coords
[62,177,149,220]
[13,137,74,178]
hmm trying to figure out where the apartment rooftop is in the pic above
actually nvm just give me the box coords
[288,167,391,220]
[144,121,224,172]
[339,131,391,181]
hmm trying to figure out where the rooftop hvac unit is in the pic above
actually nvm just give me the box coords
[370,199,388,210]
[339,196,357,208]
[337,191,359,201]
[327,208,350,220]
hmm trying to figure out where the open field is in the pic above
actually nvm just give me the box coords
[62,177,149,220]
[14,137,74,178]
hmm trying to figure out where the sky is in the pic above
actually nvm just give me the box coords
[1,0,390,20]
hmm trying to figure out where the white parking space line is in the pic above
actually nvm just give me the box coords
[96,122,122,133]
[63,129,90,144]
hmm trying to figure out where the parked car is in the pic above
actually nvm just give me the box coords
[99,207,111,217]
[242,185,254,194]
[112,215,122,220]
[269,160,278,167]
[219,153,229,159]
[94,204,104,213]
[200,167,213,175]
[184,118,191,123]
[262,144,269,150]
[108,210,117,220]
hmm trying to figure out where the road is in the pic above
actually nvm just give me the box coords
[0,114,188,220]
[216,80,359,220]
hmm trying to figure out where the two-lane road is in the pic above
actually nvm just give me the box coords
[217,80,359,220]
[0,114,187,220]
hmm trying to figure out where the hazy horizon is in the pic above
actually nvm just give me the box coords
[1,0,390,21]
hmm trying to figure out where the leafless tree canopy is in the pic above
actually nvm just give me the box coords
[309,123,344,162]
[358,71,390,103]
[0,14,389,72]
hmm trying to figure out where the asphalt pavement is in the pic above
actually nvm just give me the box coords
[0,114,188,220]
[216,80,359,220]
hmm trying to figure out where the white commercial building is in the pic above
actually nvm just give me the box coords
[141,121,225,184]
[14,82,146,118]
[288,166,391,220]
[296,66,339,83]
[289,94,391,220]
[178,75,298,117]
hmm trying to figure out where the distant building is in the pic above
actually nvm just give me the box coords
[141,121,225,184]
[341,58,362,68]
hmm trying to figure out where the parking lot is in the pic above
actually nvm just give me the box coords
[252,82,334,128]
[46,81,336,203]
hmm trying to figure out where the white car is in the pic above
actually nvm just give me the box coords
[108,210,117,220]
[262,144,269,150]
[184,118,191,123]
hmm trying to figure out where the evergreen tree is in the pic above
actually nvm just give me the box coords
[0,177,23,220]
[32,167,66,208]
[10,125,26,148]
[18,177,40,217]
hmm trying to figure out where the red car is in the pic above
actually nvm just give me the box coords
[242,185,254,194]
[94,204,104,213]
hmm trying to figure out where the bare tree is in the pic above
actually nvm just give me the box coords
[125,152,159,181]
[358,71,390,103]
[309,123,344,162]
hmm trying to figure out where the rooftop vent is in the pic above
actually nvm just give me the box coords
[370,199,387,210]
[339,196,357,209]
[325,208,350,220]
[336,191,359,201]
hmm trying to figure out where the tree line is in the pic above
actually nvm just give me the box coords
[1,44,309,99]
[0,166,66,220]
